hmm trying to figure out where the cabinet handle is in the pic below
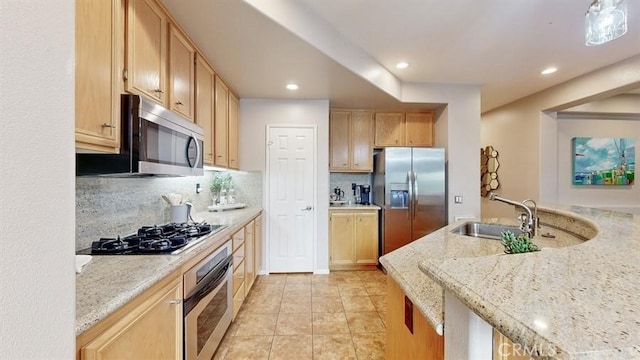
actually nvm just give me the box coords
[101,123,116,128]
[169,299,181,305]
[208,153,214,155]
[175,101,183,106]
[153,88,164,94]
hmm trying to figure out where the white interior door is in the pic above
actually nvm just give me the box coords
[267,126,316,272]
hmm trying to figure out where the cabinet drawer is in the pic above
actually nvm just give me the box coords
[233,243,245,270]
[233,259,245,295]
[232,282,245,319]
[232,229,245,251]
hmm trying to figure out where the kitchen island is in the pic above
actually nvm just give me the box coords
[380,204,640,359]
[75,206,262,336]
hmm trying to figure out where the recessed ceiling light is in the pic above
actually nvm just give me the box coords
[286,83,299,90]
[541,67,557,75]
[396,62,409,69]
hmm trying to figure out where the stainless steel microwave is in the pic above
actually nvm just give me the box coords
[77,94,204,177]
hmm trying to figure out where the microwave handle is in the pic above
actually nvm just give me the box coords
[191,133,201,169]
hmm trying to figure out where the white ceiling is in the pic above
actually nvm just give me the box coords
[162,0,640,112]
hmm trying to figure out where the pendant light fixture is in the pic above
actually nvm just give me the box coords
[585,0,628,46]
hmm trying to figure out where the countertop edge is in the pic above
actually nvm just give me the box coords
[329,204,381,210]
[380,255,445,335]
[418,204,640,359]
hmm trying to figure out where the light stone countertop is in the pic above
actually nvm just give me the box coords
[75,206,262,336]
[329,204,381,210]
[381,203,640,359]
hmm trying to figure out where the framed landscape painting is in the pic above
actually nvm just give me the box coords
[572,137,635,186]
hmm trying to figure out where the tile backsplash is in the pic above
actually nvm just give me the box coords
[76,170,262,250]
[329,173,372,202]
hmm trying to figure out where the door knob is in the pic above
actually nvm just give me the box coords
[301,206,313,211]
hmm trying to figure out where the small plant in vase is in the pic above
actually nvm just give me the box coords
[210,172,233,205]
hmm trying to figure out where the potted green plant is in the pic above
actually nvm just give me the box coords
[500,231,540,254]
[210,172,233,205]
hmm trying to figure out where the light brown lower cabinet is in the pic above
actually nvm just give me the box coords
[244,220,255,293]
[79,275,183,360]
[231,215,262,320]
[232,228,246,320]
[386,277,444,360]
[254,214,263,275]
[329,209,378,270]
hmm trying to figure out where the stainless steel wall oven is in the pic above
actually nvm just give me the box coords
[183,240,233,360]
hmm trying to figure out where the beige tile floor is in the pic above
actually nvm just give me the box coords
[214,270,387,360]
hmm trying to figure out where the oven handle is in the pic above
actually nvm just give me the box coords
[183,255,233,315]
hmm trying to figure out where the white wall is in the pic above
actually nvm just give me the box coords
[239,99,330,272]
[482,55,640,218]
[556,116,640,211]
[0,1,75,358]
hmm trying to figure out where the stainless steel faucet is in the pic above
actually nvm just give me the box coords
[489,193,537,237]
[522,199,539,234]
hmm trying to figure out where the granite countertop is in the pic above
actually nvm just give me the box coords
[75,206,262,336]
[329,204,381,210]
[381,204,640,359]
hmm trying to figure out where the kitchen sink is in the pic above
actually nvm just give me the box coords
[451,221,524,240]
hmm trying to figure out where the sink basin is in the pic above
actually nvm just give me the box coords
[451,221,524,240]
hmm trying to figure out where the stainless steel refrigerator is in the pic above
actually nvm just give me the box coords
[373,147,447,255]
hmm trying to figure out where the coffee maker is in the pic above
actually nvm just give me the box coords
[352,184,371,205]
[360,185,371,205]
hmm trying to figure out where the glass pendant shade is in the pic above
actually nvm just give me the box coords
[585,0,628,46]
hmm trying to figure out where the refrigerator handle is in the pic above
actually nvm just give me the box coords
[406,171,412,220]
[413,171,419,219]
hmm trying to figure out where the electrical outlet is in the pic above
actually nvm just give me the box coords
[454,195,463,204]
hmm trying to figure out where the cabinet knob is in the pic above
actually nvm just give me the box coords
[101,123,116,128]
[175,101,183,106]
[153,88,164,94]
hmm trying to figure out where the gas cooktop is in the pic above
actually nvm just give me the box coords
[77,222,227,255]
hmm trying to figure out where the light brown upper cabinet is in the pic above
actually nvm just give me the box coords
[214,76,229,168]
[195,54,215,165]
[168,25,195,121]
[374,112,404,146]
[329,110,374,172]
[228,93,239,169]
[125,0,168,105]
[75,0,123,153]
[405,112,434,146]
[375,111,434,147]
